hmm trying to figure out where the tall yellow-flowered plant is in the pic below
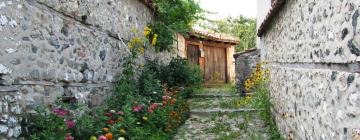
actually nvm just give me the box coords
[244,62,270,92]
[127,26,158,56]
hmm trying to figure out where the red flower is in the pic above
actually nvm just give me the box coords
[106,120,115,125]
[65,133,74,140]
[104,112,112,117]
[162,101,167,105]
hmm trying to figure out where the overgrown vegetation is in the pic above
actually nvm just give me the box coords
[240,62,284,140]
[151,0,203,51]
[199,16,256,52]
[24,25,203,139]
[250,83,284,140]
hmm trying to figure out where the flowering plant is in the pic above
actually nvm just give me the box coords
[244,62,270,92]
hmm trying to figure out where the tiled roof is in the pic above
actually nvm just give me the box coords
[257,0,286,37]
[189,30,240,44]
[233,48,258,58]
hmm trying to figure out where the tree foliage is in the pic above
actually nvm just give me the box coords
[199,16,257,52]
[151,0,204,52]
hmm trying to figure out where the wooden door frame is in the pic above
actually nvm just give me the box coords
[186,40,231,84]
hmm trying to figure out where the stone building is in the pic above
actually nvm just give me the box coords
[233,48,260,94]
[257,0,360,139]
[179,30,238,84]
[0,0,174,139]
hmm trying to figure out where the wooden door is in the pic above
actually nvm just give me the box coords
[187,44,200,66]
[204,46,227,83]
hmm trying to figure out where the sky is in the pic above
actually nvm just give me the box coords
[199,0,257,20]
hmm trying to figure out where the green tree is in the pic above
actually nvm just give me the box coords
[199,16,257,52]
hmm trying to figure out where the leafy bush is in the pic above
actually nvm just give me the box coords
[160,57,203,87]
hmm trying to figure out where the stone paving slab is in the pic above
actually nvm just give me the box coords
[174,112,268,140]
[174,86,269,140]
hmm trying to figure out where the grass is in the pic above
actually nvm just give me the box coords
[193,84,236,94]
[249,83,285,140]
[205,122,231,135]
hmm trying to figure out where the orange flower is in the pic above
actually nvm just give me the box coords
[105,132,113,139]
[102,128,109,132]
[169,111,177,117]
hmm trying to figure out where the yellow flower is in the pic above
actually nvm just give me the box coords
[118,137,126,140]
[119,128,126,134]
[89,136,97,140]
[151,34,158,47]
[245,96,252,101]
[142,116,148,121]
[128,44,133,49]
[236,100,242,108]
[139,47,145,54]
[143,26,151,37]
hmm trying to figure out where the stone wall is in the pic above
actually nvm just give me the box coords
[234,49,260,94]
[260,0,360,139]
[0,0,173,139]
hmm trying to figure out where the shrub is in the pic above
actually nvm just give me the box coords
[160,57,203,87]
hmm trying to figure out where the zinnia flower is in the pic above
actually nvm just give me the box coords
[105,133,113,139]
[99,136,107,140]
[104,112,113,117]
[119,128,126,134]
[142,116,148,121]
[118,137,125,140]
[65,120,75,129]
[53,108,68,117]
[117,111,124,115]
[103,128,109,132]
[106,120,115,125]
[132,105,144,112]
[89,136,97,140]
[65,133,74,140]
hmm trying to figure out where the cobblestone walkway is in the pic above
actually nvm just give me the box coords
[174,87,268,140]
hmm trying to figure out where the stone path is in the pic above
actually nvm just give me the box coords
[174,87,269,140]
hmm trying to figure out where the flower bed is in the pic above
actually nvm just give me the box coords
[23,27,202,140]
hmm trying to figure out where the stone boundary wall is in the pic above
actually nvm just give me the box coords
[234,49,260,94]
[260,0,360,139]
[0,0,173,139]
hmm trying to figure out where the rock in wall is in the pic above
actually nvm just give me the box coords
[261,0,360,139]
[0,0,173,139]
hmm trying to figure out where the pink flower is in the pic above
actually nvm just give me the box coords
[65,133,74,140]
[65,120,75,129]
[132,105,144,112]
[147,103,158,113]
[117,111,124,115]
[99,135,107,140]
[53,108,69,117]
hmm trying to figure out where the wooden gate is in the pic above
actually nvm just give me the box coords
[204,46,227,83]
[186,44,200,66]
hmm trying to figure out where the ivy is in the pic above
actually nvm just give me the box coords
[151,0,203,52]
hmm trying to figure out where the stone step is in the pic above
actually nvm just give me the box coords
[189,96,253,110]
[174,110,268,140]
[191,108,260,115]
[191,92,253,98]
[191,94,241,98]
